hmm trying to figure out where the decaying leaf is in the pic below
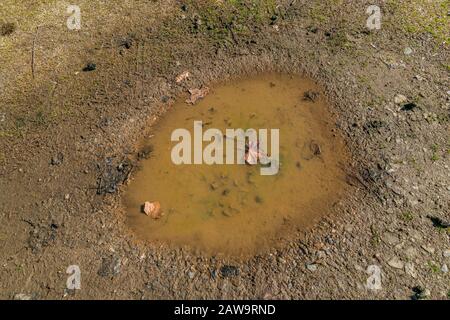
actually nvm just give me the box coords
[186,86,209,105]
[244,141,268,165]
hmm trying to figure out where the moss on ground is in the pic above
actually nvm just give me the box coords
[184,0,277,46]
[385,0,449,45]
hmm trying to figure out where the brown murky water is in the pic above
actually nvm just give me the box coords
[124,74,348,256]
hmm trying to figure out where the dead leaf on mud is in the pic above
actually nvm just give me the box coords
[244,141,268,165]
[143,201,163,219]
[186,86,209,105]
[175,71,190,83]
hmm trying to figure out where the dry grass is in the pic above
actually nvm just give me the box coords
[0,0,176,139]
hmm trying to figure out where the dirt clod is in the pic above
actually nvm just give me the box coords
[98,256,121,277]
[50,152,64,166]
[220,265,239,278]
[82,62,97,72]
[96,158,132,195]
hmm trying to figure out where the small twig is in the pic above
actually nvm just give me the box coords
[31,26,40,80]
[21,218,35,227]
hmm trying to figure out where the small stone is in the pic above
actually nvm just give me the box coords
[188,271,195,279]
[13,293,32,300]
[382,232,400,245]
[405,262,417,278]
[388,257,404,269]
[404,47,413,55]
[394,94,408,105]
[421,244,435,254]
[441,264,448,273]
[444,250,450,258]
[142,201,163,219]
[344,224,353,233]
[306,263,318,272]
[64,194,70,200]
[405,246,418,259]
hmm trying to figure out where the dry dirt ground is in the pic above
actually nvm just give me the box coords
[0,0,449,300]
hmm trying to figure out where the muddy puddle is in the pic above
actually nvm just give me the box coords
[123,74,349,256]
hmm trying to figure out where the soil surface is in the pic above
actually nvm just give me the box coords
[0,0,449,300]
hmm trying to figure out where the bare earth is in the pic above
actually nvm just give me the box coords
[0,0,449,299]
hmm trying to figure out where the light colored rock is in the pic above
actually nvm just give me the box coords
[404,47,413,55]
[442,264,448,273]
[388,257,404,269]
[421,244,435,254]
[306,264,318,272]
[344,224,353,233]
[394,94,408,105]
[405,246,418,259]
[405,262,417,278]
[143,201,163,219]
[14,293,32,300]
[382,232,400,245]
[444,249,450,258]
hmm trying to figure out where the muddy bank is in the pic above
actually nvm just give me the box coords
[123,73,350,257]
